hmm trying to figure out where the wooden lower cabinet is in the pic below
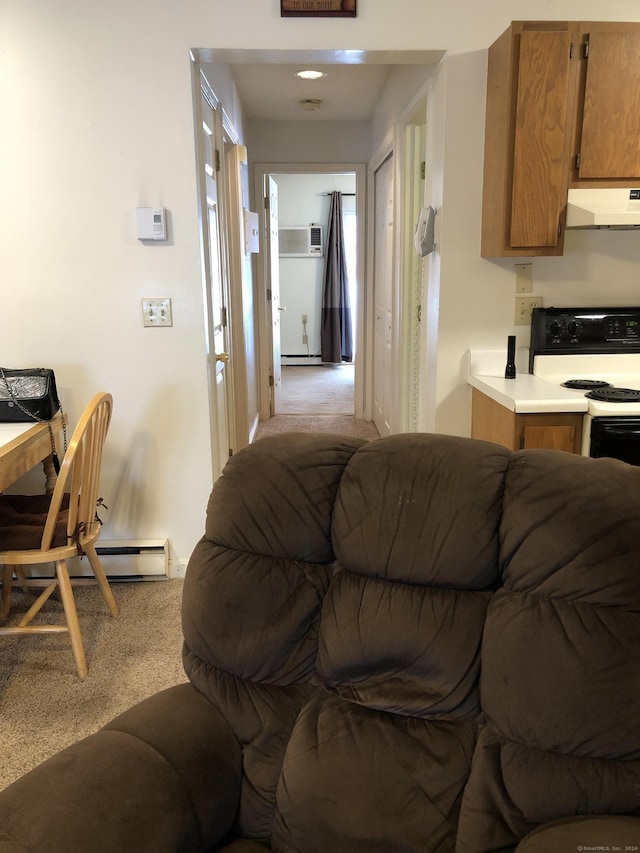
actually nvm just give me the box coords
[471,389,583,453]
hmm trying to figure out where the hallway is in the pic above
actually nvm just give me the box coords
[254,364,379,441]
[279,364,354,415]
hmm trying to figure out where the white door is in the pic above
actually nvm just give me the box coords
[266,176,282,415]
[200,90,233,479]
[373,154,394,436]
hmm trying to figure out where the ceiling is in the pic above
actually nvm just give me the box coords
[199,49,445,122]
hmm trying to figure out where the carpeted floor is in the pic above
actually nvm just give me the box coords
[0,579,186,791]
[279,364,354,415]
[258,363,379,441]
[255,414,379,441]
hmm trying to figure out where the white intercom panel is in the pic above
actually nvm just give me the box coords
[244,209,260,254]
[136,207,167,241]
[414,205,436,256]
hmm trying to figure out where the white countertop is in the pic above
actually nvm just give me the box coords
[466,347,588,414]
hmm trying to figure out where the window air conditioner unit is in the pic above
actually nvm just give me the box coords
[279,225,323,257]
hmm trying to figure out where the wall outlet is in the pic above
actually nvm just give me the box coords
[515,263,532,293]
[302,314,308,324]
[514,296,542,325]
[170,559,188,579]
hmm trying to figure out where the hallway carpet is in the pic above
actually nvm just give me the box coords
[255,414,379,441]
[257,362,379,440]
[279,364,354,415]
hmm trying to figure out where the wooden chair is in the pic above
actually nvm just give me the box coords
[0,392,118,678]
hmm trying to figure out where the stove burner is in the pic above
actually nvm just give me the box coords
[562,379,611,390]
[585,387,640,403]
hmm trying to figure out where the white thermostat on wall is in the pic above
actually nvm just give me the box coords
[136,207,167,241]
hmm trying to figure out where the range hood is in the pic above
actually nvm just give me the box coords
[566,188,640,229]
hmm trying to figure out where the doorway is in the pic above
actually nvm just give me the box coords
[274,171,357,415]
[191,50,442,459]
[192,71,235,481]
[254,162,367,422]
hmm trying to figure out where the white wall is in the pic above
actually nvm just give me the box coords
[275,173,356,358]
[247,121,371,164]
[3,0,640,569]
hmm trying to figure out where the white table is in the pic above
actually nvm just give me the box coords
[0,412,65,493]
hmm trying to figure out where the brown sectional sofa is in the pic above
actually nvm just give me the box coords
[0,432,639,851]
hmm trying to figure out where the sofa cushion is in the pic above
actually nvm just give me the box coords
[457,450,640,852]
[270,691,477,853]
[270,434,511,851]
[514,815,640,852]
[320,434,510,720]
[183,434,366,843]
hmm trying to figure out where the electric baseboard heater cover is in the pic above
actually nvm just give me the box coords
[17,540,170,581]
[279,225,323,257]
[93,539,169,579]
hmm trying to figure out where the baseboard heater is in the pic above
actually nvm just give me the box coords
[76,539,169,581]
[12,540,170,583]
[28,539,169,581]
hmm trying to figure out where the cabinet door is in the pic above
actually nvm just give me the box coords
[510,30,574,247]
[578,30,640,179]
[521,424,577,452]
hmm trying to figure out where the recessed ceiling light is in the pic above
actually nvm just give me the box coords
[296,70,326,80]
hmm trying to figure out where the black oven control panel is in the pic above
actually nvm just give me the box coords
[530,307,640,364]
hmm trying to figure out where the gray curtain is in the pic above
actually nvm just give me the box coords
[321,191,353,363]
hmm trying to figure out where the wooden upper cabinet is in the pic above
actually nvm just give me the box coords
[510,30,574,247]
[481,22,579,258]
[573,25,640,181]
[482,20,640,257]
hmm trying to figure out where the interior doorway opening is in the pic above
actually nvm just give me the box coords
[272,171,357,415]
[254,162,367,423]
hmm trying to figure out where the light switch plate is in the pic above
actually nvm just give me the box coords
[142,298,172,327]
[514,295,542,325]
[515,263,532,293]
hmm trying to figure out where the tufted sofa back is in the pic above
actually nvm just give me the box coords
[182,433,640,852]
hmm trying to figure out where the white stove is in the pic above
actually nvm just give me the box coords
[532,353,640,416]
[530,308,640,464]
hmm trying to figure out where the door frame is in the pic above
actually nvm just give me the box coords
[190,60,237,481]
[253,162,368,422]
[368,133,398,434]
[367,77,435,436]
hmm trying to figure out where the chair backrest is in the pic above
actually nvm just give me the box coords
[41,392,113,551]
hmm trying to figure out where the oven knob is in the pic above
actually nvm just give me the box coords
[567,321,578,337]
[549,321,561,337]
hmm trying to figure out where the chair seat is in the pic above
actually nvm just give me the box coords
[0,493,70,551]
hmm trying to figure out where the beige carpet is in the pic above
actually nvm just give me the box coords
[255,414,379,441]
[0,579,186,791]
[260,363,379,441]
[279,364,354,414]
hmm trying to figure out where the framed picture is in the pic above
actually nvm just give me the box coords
[281,0,356,17]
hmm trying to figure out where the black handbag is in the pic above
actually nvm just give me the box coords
[0,367,62,423]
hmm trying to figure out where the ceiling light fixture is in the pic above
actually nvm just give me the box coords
[300,99,322,111]
[296,70,326,80]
